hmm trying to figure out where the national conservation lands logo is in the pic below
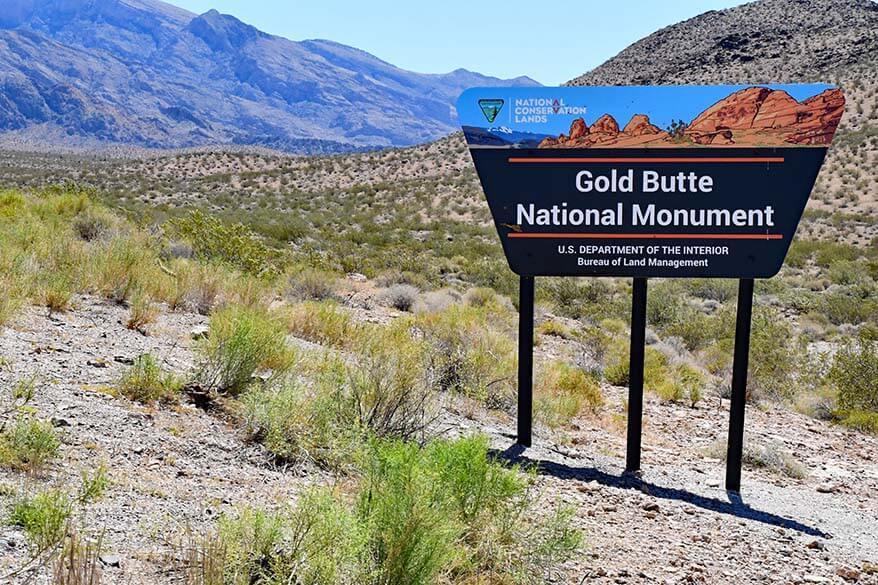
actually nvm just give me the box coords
[478,99,504,123]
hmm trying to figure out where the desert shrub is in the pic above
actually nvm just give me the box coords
[377,284,419,312]
[197,305,294,395]
[829,339,878,413]
[646,281,687,328]
[603,339,631,386]
[118,354,182,404]
[166,260,222,315]
[828,260,872,286]
[188,437,578,584]
[72,207,114,242]
[742,306,800,401]
[662,309,723,351]
[347,331,435,440]
[541,277,612,320]
[818,291,877,325]
[126,289,159,332]
[360,437,581,583]
[536,362,604,427]
[462,287,498,308]
[0,416,61,472]
[537,319,574,340]
[357,441,462,585]
[415,306,516,407]
[8,488,72,550]
[241,376,363,470]
[78,463,110,504]
[287,268,338,301]
[684,278,737,302]
[655,363,705,407]
[838,410,878,434]
[172,210,277,275]
[285,301,363,348]
[244,330,433,468]
[88,235,162,304]
[0,278,25,327]
[42,273,74,313]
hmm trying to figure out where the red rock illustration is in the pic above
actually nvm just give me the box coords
[537,87,845,149]
[623,114,662,136]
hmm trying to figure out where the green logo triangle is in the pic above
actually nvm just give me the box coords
[478,99,504,124]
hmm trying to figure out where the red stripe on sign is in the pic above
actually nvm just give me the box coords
[506,233,784,240]
[507,157,785,164]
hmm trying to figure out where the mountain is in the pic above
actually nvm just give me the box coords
[0,0,538,153]
[567,0,878,215]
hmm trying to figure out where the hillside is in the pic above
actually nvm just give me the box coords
[0,0,537,153]
[569,0,878,215]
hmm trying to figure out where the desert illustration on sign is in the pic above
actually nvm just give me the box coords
[462,86,846,149]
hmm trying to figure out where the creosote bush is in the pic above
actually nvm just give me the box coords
[8,488,72,550]
[0,415,61,472]
[829,338,878,433]
[197,305,295,395]
[186,436,580,585]
[118,353,182,404]
[536,362,604,427]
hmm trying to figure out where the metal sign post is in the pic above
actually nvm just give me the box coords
[625,277,648,473]
[517,275,535,447]
[726,278,755,492]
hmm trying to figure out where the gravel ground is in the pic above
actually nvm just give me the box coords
[0,295,876,584]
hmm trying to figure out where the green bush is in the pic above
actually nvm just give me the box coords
[118,353,182,404]
[0,416,61,472]
[197,305,295,395]
[655,363,705,407]
[190,437,580,584]
[285,301,362,349]
[829,339,878,413]
[172,210,277,275]
[536,362,604,427]
[415,306,516,407]
[9,489,72,550]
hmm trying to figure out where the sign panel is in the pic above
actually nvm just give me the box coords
[457,85,844,278]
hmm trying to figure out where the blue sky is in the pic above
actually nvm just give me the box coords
[164,0,747,85]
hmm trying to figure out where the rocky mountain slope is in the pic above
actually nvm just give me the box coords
[569,0,878,214]
[0,0,537,153]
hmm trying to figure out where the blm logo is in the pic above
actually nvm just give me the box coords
[478,99,504,123]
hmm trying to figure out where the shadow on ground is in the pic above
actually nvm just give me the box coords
[495,443,828,538]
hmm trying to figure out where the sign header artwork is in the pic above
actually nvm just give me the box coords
[457,85,845,278]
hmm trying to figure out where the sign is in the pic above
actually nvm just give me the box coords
[457,85,845,278]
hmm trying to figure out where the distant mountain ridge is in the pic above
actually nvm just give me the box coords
[0,0,538,153]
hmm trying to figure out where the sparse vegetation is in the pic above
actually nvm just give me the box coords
[196,305,295,395]
[0,415,61,472]
[183,436,580,585]
[8,488,72,550]
[118,354,183,404]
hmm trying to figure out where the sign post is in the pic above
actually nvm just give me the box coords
[517,275,535,447]
[458,85,843,489]
[726,278,755,491]
[626,277,648,474]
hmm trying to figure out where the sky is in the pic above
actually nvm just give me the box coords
[163,0,748,85]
